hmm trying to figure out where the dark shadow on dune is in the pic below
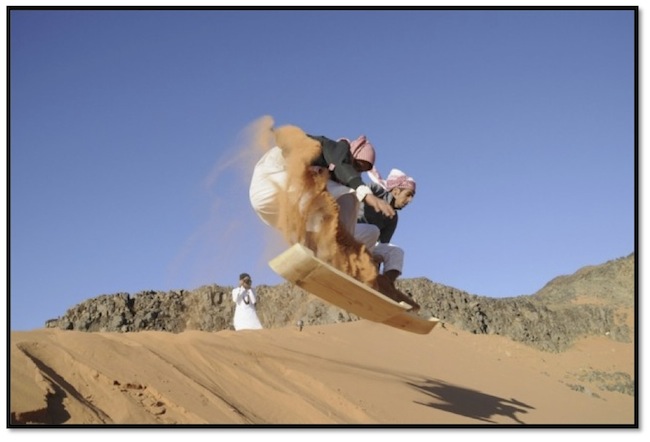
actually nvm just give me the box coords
[17,348,110,424]
[408,379,535,424]
[10,382,71,425]
[11,354,73,425]
[263,344,537,424]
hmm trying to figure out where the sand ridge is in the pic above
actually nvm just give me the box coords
[10,320,635,426]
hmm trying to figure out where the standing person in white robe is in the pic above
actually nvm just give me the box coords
[231,273,263,331]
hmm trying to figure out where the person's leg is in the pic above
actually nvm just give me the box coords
[373,243,404,277]
[354,224,380,251]
[375,273,419,312]
[372,243,418,311]
[324,180,361,237]
[335,192,358,236]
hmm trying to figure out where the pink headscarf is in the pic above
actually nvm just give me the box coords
[368,168,416,193]
[343,135,376,165]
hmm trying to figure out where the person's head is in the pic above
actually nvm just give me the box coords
[347,135,375,172]
[239,272,252,287]
[386,169,416,209]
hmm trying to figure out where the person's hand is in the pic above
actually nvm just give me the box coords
[364,194,395,218]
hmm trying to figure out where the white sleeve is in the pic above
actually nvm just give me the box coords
[232,287,240,303]
[249,289,257,305]
[355,184,372,202]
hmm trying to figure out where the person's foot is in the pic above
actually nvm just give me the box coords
[375,275,420,312]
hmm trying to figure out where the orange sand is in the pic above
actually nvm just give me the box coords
[10,321,635,425]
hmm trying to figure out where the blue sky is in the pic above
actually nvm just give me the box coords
[8,7,636,331]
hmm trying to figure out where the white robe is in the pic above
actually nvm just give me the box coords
[232,286,263,331]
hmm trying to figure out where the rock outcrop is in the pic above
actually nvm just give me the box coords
[45,253,635,353]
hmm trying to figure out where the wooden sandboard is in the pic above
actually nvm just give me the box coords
[269,243,439,334]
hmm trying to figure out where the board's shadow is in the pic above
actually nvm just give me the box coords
[409,378,535,424]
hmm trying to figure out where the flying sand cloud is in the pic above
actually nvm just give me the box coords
[167,117,277,289]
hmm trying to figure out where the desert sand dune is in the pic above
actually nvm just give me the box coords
[10,320,634,426]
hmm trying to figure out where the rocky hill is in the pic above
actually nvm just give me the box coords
[532,253,634,307]
[45,253,635,353]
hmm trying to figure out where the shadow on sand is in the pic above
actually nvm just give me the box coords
[409,378,535,424]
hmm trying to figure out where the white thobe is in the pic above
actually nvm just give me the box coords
[232,286,263,331]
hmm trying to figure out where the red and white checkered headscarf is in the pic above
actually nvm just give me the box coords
[343,135,376,165]
[368,167,416,194]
